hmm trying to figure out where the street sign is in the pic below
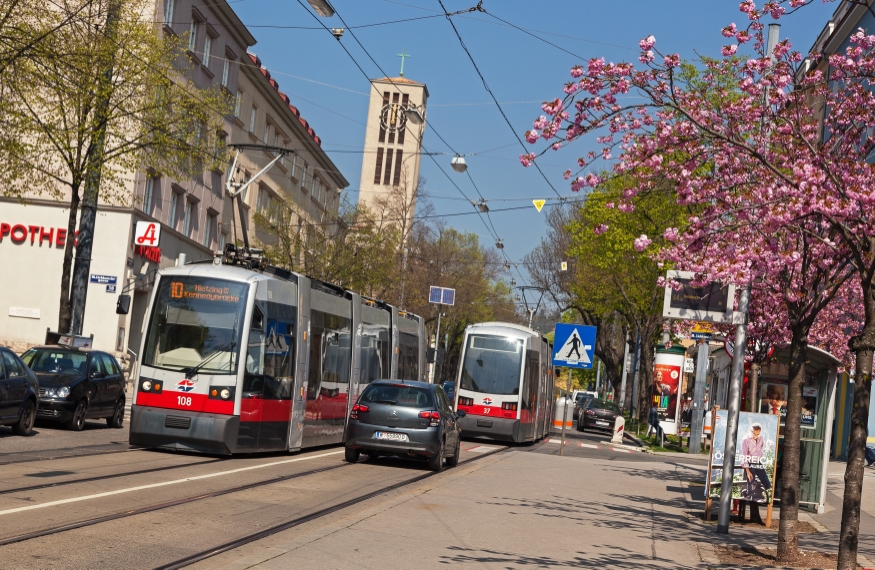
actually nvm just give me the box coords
[428,286,455,306]
[105,285,117,293]
[560,261,568,271]
[551,323,597,369]
[135,221,161,247]
[662,270,735,323]
[533,199,546,212]
[90,274,117,285]
[691,331,713,341]
[684,358,695,373]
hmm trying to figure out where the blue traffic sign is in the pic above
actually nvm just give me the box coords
[552,323,597,369]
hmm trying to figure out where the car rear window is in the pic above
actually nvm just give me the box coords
[588,399,620,413]
[360,384,434,408]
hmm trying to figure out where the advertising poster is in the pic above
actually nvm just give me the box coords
[651,363,681,420]
[759,382,787,418]
[707,411,779,504]
[802,387,818,428]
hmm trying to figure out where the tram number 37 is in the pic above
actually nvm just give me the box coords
[177,396,192,406]
[483,407,490,415]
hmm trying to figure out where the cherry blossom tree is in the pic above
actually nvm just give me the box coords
[522,1,875,565]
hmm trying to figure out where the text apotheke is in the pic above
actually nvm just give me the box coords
[0,223,77,247]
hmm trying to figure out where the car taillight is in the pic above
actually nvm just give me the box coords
[585,409,595,415]
[350,403,369,420]
[419,410,440,426]
[501,402,518,411]
[458,397,473,406]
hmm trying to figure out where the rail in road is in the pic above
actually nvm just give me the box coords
[0,443,508,569]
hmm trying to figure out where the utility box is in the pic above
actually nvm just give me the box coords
[44,329,94,348]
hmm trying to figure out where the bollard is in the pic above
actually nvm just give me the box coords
[553,396,574,430]
[611,416,625,445]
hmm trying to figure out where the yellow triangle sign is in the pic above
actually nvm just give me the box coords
[533,199,546,212]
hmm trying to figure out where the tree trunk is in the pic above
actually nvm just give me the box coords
[776,329,808,563]
[747,363,760,413]
[837,329,875,569]
[639,338,655,420]
[57,186,80,333]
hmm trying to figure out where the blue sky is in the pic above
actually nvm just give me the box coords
[231,0,837,289]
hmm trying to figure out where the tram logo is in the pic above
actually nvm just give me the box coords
[481,397,493,405]
[176,379,196,392]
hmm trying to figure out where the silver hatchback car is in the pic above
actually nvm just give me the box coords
[344,380,466,472]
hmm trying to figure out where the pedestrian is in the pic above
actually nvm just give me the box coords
[647,405,663,440]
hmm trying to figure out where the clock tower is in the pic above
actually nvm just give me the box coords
[356,75,428,229]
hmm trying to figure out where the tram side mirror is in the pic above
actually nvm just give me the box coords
[457,409,467,418]
[116,294,131,315]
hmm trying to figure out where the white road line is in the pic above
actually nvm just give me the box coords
[547,439,569,444]
[578,443,599,449]
[0,450,343,516]
[467,446,500,453]
[611,448,631,453]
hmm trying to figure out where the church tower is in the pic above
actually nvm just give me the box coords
[357,63,428,227]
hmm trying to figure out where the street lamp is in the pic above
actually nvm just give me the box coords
[404,104,424,126]
[306,0,334,17]
[450,154,467,173]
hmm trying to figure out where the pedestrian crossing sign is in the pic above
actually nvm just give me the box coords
[552,323,597,369]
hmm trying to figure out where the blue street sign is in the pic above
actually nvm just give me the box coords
[105,285,116,293]
[428,286,456,306]
[90,274,117,285]
[552,323,597,369]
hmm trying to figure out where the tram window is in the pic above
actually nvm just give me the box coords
[360,326,388,385]
[264,319,294,399]
[398,332,418,380]
[247,329,265,375]
[307,310,351,400]
[459,335,524,396]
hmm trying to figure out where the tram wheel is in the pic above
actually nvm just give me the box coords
[344,446,361,463]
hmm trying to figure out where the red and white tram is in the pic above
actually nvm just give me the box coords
[452,322,553,443]
[128,248,426,454]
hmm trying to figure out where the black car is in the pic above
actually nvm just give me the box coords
[572,393,592,420]
[577,398,620,432]
[20,346,126,431]
[345,380,466,472]
[0,346,39,436]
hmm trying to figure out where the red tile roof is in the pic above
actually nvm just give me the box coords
[247,51,320,146]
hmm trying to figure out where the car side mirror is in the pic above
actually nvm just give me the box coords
[456,409,467,418]
[91,371,106,379]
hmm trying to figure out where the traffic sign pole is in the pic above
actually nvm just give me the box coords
[688,340,709,454]
[560,368,571,456]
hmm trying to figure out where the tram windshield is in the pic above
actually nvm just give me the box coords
[143,276,249,374]
[459,334,524,395]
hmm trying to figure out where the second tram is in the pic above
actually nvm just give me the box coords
[452,322,553,443]
[128,249,426,454]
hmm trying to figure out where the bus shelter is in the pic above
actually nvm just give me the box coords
[707,344,839,513]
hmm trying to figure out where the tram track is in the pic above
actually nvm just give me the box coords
[0,462,349,547]
[0,442,140,466]
[154,445,510,570]
[0,457,227,496]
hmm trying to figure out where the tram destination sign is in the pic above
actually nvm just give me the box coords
[662,270,735,324]
[428,286,455,306]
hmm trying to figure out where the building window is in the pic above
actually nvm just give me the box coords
[398,93,409,145]
[116,327,125,352]
[143,175,156,215]
[374,148,384,184]
[164,0,174,26]
[383,149,394,185]
[183,200,194,236]
[280,139,288,166]
[393,150,403,186]
[204,213,215,247]
[234,91,242,117]
[290,153,297,178]
[222,56,230,87]
[263,122,270,144]
[219,232,226,251]
[301,161,308,189]
[168,191,179,228]
[249,106,257,133]
[203,34,211,67]
[188,19,198,52]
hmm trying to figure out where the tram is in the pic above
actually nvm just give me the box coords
[452,322,553,443]
[128,246,426,454]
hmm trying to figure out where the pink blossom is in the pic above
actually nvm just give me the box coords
[639,35,656,51]
[663,227,679,242]
[633,234,652,251]
[593,224,609,235]
[722,45,738,56]
[519,153,536,167]
[570,65,584,78]
[722,23,738,38]
[533,115,548,129]
[525,130,539,144]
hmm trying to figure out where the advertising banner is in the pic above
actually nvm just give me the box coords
[650,359,681,421]
[706,411,779,504]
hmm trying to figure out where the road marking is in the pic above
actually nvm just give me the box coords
[612,448,631,453]
[578,443,599,449]
[547,439,569,444]
[467,446,500,453]
[0,450,343,517]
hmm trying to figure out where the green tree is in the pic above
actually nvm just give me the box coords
[0,0,231,332]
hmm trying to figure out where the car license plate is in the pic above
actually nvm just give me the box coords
[596,420,609,426]
[373,431,409,442]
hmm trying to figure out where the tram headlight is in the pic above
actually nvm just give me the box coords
[220,388,231,400]
[142,380,152,391]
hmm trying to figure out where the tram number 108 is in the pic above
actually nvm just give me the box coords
[177,396,192,406]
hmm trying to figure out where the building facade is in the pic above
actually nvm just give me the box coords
[0,0,346,369]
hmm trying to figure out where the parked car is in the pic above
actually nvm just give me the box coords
[572,393,592,420]
[577,398,620,432]
[0,346,39,436]
[20,346,125,431]
[344,380,465,472]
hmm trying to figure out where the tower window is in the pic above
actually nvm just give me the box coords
[374,148,384,184]
[393,150,403,186]
[398,94,409,145]
[383,149,394,185]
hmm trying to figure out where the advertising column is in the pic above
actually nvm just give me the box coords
[650,345,686,435]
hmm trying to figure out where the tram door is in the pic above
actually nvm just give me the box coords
[523,350,539,441]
